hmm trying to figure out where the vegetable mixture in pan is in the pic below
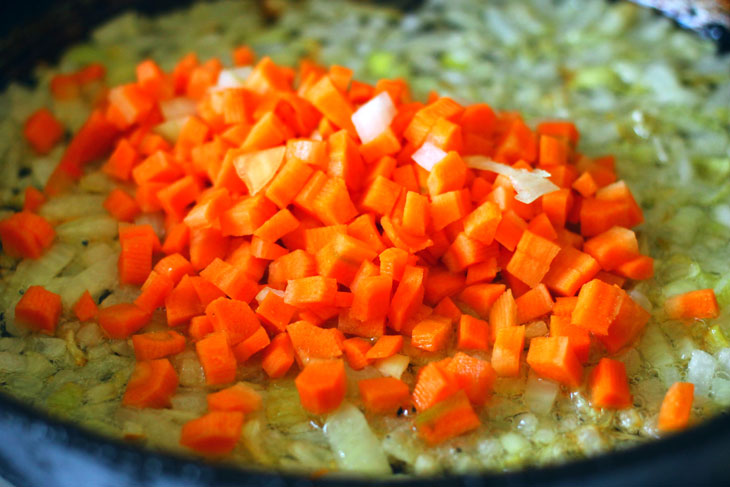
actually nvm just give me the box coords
[1,0,729,477]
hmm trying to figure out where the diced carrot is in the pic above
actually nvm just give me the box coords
[165,275,204,327]
[542,246,601,297]
[571,279,624,335]
[457,315,489,351]
[445,352,496,407]
[122,359,179,408]
[489,289,517,344]
[411,317,452,352]
[515,284,554,324]
[388,265,426,332]
[505,230,561,288]
[315,233,378,286]
[180,411,244,455]
[312,177,359,226]
[590,358,632,409]
[103,188,141,222]
[132,330,186,361]
[658,382,694,432]
[380,216,434,254]
[24,108,64,154]
[22,187,46,213]
[199,258,258,303]
[596,291,650,354]
[434,297,463,325]
[284,276,338,308]
[526,336,583,387]
[295,358,347,414]
[303,75,356,135]
[442,232,492,273]
[583,226,639,271]
[118,235,154,287]
[72,290,98,322]
[342,337,372,370]
[261,332,295,379]
[412,361,459,412]
[549,314,591,363]
[491,325,525,377]
[196,331,237,385]
[537,120,580,145]
[664,289,719,322]
[189,315,214,342]
[337,309,386,339]
[232,327,271,363]
[359,377,411,414]
[457,283,505,318]
[427,151,467,196]
[430,190,471,231]
[208,383,262,414]
[205,297,260,345]
[287,320,343,366]
[0,212,56,259]
[134,271,175,313]
[98,303,151,339]
[350,275,392,322]
[14,285,62,334]
[615,255,654,281]
[189,227,229,271]
[360,175,402,216]
[365,335,404,360]
[415,390,480,445]
[255,290,296,334]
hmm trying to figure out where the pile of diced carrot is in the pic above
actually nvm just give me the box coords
[6,47,719,455]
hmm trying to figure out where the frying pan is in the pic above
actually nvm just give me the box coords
[1,1,729,485]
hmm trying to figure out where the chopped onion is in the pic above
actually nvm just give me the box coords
[688,349,716,396]
[465,156,559,203]
[324,402,391,475]
[351,91,396,144]
[374,353,409,379]
[717,348,730,372]
[215,67,253,89]
[524,372,559,416]
[412,142,447,171]
[159,98,198,120]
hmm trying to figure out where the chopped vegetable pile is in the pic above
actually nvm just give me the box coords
[2,46,720,459]
[1,0,729,477]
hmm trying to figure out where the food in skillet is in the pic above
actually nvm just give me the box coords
[0,0,729,476]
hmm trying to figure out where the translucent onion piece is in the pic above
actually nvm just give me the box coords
[216,67,253,89]
[465,156,559,204]
[524,372,559,416]
[412,142,447,171]
[159,98,198,120]
[374,353,409,379]
[688,349,716,396]
[324,402,391,475]
[351,91,396,144]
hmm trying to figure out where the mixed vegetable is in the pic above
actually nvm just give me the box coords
[0,0,729,477]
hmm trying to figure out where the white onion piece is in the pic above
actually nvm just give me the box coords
[524,372,559,416]
[465,156,559,204]
[215,67,253,89]
[412,142,447,171]
[688,349,716,397]
[717,348,730,372]
[324,402,391,475]
[374,354,409,379]
[351,91,397,144]
[160,98,198,120]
